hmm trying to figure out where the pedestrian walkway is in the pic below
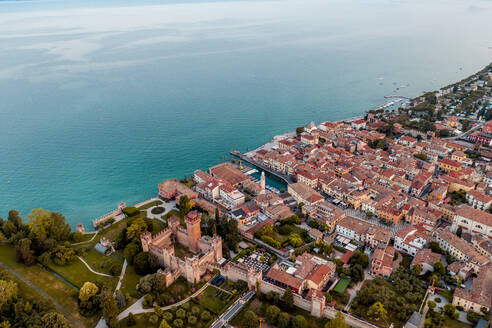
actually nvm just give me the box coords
[77,256,115,277]
[71,230,98,246]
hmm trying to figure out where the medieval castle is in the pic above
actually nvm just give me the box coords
[141,211,223,286]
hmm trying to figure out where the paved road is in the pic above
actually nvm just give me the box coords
[210,290,255,328]
[0,261,84,328]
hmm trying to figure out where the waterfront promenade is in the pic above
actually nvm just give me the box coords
[230,150,294,184]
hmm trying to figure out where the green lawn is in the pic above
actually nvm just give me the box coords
[81,249,123,275]
[46,257,117,289]
[441,317,472,328]
[72,232,96,243]
[119,264,144,301]
[138,200,163,210]
[197,286,235,315]
[0,244,100,327]
[333,277,351,293]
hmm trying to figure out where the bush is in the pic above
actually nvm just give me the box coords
[151,207,165,215]
[188,316,197,325]
[173,319,183,328]
[191,306,200,316]
[149,314,159,325]
[200,311,211,321]
[127,313,136,326]
[143,294,154,308]
[109,263,122,276]
[434,297,441,303]
[176,308,186,319]
[163,312,173,321]
[123,207,140,217]
[466,312,480,324]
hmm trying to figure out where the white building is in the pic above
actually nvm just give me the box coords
[394,226,428,256]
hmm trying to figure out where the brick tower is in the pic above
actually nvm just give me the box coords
[185,211,202,253]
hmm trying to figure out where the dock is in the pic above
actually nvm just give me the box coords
[230,150,293,184]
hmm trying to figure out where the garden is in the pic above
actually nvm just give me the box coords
[120,299,214,328]
[254,221,311,249]
[197,286,236,315]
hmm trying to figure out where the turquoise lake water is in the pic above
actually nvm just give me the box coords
[0,0,491,229]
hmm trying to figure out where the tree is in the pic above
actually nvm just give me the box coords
[456,227,462,237]
[178,195,192,216]
[243,310,258,328]
[296,127,304,136]
[101,288,119,327]
[200,311,211,321]
[282,288,294,310]
[40,312,71,328]
[27,209,53,240]
[427,301,436,310]
[15,238,35,265]
[173,319,183,328]
[79,282,99,302]
[367,302,388,324]
[466,312,480,324]
[159,320,171,328]
[443,304,455,317]
[325,311,349,328]
[292,315,308,328]
[149,315,159,325]
[289,233,303,247]
[124,243,140,264]
[266,305,280,324]
[134,252,158,275]
[433,261,446,276]
[0,280,18,307]
[276,312,290,328]
[109,263,122,276]
[127,313,136,326]
[126,218,148,241]
[411,264,422,275]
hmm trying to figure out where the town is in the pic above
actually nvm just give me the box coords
[0,63,491,328]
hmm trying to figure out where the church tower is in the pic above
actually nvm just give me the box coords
[185,211,202,253]
[260,171,266,194]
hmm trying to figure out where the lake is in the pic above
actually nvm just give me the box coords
[0,0,491,228]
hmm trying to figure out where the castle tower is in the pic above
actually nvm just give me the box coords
[260,171,266,194]
[140,231,152,252]
[310,289,326,317]
[185,211,202,253]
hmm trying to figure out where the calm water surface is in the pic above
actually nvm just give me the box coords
[0,0,491,228]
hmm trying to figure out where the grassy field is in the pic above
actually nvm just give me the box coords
[0,244,100,327]
[197,286,234,315]
[119,264,144,307]
[333,277,350,293]
[138,200,163,210]
[230,296,327,328]
[46,256,117,289]
[441,317,473,328]
[73,232,97,243]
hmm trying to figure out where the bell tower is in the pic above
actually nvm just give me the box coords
[260,171,266,194]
